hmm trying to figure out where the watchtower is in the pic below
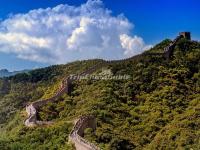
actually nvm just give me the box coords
[179,32,191,40]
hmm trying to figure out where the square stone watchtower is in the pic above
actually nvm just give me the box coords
[179,32,191,40]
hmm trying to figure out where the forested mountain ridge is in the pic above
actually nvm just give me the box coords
[0,69,29,77]
[0,38,199,150]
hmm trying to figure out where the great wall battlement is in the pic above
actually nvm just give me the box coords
[24,32,190,149]
[25,61,105,126]
[24,62,105,149]
[69,115,100,150]
[24,77,71,126]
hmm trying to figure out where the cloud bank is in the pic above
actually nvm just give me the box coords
[0,0,151,64]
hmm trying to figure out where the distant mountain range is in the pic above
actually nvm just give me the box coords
[0,69,29,77]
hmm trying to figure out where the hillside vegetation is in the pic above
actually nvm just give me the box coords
[0,39,199,150]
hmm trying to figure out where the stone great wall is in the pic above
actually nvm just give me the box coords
[24,32,191,150]
[163,32,189,60]
[25,61,105,150]
[69,115,100,150]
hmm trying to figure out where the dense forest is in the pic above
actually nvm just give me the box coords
[0,38,199,150]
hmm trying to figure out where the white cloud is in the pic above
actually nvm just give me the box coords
[120,34,152,56]
[0,0,151,64]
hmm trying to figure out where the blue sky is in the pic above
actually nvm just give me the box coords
[0,0,199,71]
